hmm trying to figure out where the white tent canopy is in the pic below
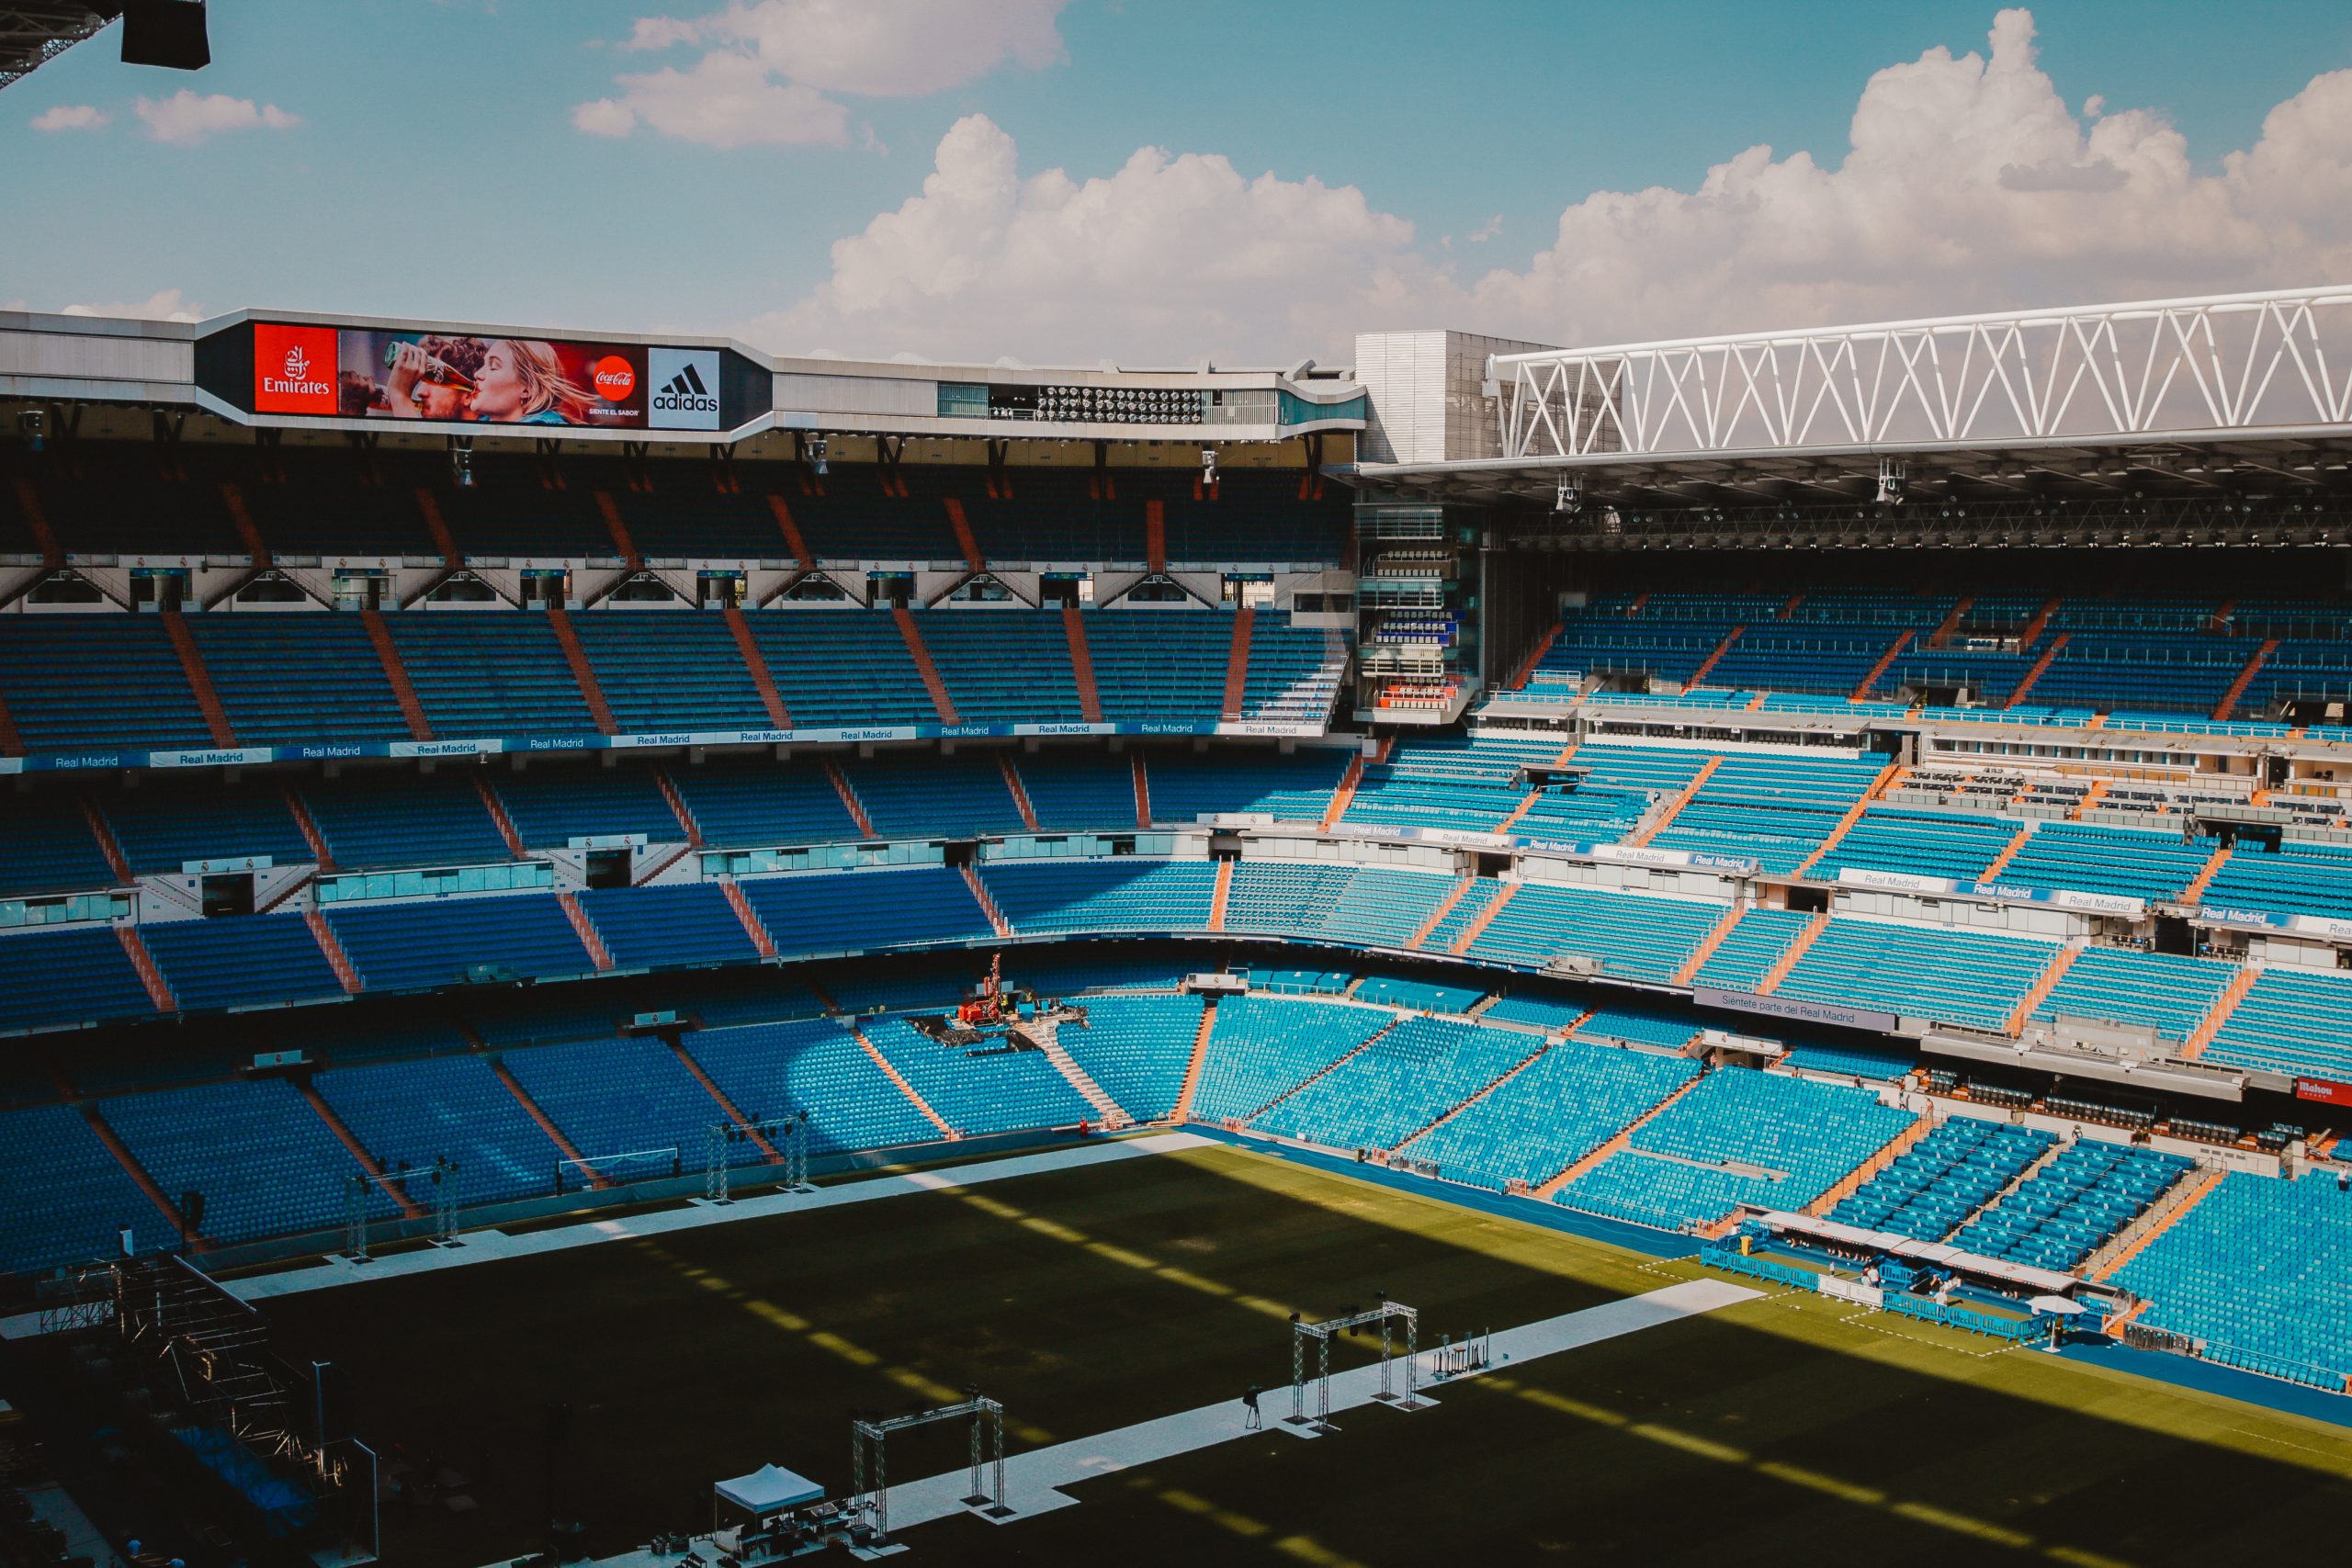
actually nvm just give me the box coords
[714,1463,824,1516]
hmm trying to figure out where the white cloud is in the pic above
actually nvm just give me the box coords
[59,288,204,323]
[572,50,846,147]
[1458,8,2352,345]
[133,91,298,145]
[753,9,2352,365]
[752,113,1420,363]
[30,104,109,132]
[707,0,1067,97]
[579,0,1066,146]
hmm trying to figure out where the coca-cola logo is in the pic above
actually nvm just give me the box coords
[594,355,637,401]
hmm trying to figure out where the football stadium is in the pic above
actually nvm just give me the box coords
[4,6,2352,1568]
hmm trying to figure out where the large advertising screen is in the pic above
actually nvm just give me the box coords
[247,323,730,432]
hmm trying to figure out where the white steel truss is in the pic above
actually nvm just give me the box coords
[1495,287,2352,464]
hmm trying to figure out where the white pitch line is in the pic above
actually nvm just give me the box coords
[880,1278,1762,1534]
[0,1133,1220,1336]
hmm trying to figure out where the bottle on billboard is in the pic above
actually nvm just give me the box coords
[384,339,476,391]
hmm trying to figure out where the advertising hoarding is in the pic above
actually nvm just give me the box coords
[325,329,647,428]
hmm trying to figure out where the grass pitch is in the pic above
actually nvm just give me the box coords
[257,1143,2352,1567]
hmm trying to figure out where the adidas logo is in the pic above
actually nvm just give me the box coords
[652,362,718,413]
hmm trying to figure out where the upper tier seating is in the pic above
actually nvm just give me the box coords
[1083,613,1235,723]
[0,792,116,897]
[0,615,214,751]
[2199,966,2352,1081]
[302,771,508,869]
[326,894,596,993]
[185,615,412,746]
[383,614,600,738]
[2032,948,2232,1043]
[571,612,774,733]
[0,604,1337,758]
[1398,1034,1699,1191]
[2114,1171,2352,1387]
[1988,822,2217,902]
[1145,749,1351,825]
[921,612,1085,725]
[1462,883,1723,984]
[98,778,310,876]
[19,466,244,558]
[576,884,761,971]
[2201,841,2352,921]
[1775,919,2056,1032]
[748,613,949,728]
[1222,863,1453,950]
[1646,751,1886,874]
[983,860,1217,934]
[1811,807,2016,884]
[140,914,344,1012]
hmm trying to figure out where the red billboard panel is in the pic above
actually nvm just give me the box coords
[2294,1077,2352,1107]
[252,322,339,415]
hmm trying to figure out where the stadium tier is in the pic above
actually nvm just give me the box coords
[0,605,1346,756]
[6,341,2352,1433]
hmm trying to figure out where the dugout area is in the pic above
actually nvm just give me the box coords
[169,1145,2352,1565]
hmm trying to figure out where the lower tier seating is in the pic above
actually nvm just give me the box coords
[1397,1035,1699,1191]
[862,1019,1094,1136]
[0,1103,168,1271]
[316,1053,564,1206]
[2113,1171,2352,1386]
[1951,1140,2191,1272]
[102,1078,388,1245]
[1252,1017,1532,1151]
[1189,997,1389,1123]
[1829,1117,2054,1241]
[1054,995,1203,1122]
[1555,1069,1914,1230]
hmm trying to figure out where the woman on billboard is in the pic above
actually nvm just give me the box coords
[381,337,594,425]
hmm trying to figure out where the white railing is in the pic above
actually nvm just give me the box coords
[1494,286,2352,462]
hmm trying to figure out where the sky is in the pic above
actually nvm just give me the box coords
[4,0,2350,366]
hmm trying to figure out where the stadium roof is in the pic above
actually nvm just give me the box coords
[0,3,117,90]
[1358,287,2352,511]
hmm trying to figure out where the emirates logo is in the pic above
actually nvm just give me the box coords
[284,344,310,381]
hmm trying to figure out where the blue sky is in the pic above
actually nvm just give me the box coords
[5,1,2349,363]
